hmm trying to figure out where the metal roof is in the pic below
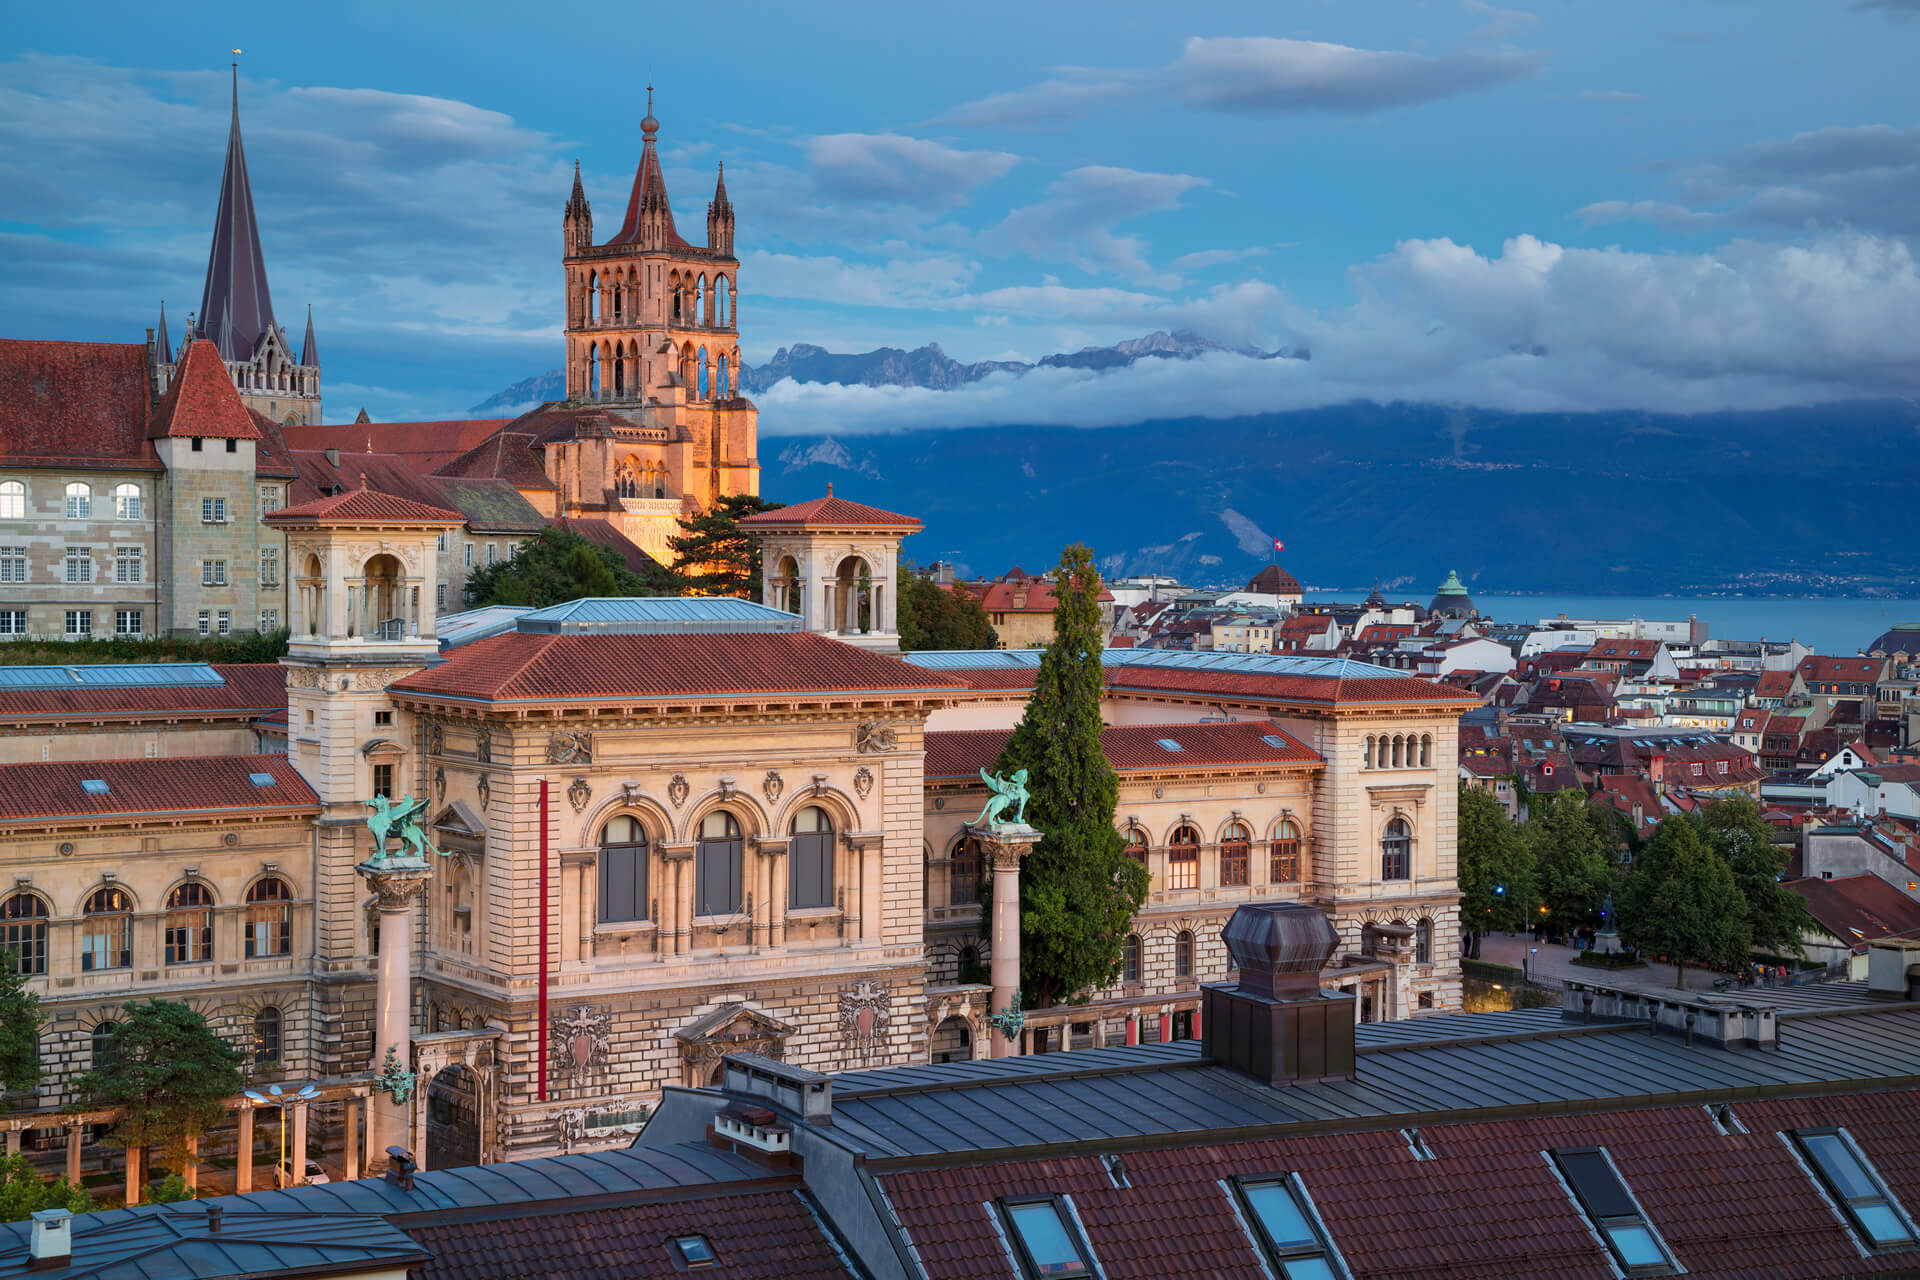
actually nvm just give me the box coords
[814,1000,1920,1164]
[512,596,804,635]
[0,663,227,690]
[902,648,1407,681]
[436,604,532,649]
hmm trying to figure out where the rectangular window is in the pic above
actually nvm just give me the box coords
[463,543,473,569]
[0,547,24,583]
[1232,1177,1343,1280]
[202,560,228,587]
[225,438,237,453]
[599,842,649,923]
[1548,1148,1677,1275]
[1790,1129,1916,1250]
[436,531,447,552]
[485,542,497,566]
[114,546,143,583]
[63,611,91,637]
[216,611,230,636]
[999,1197,1097,1279]
[191,437,203,452]
[373,710,393,727]
[114,610,141,637]
[372,763,393,799]
[197,610,210,637]
[0,611,26,636]
[258,485,280,515]
[260,547,279,586]
[63,547,93,584]
[436,583,447,611]
[258,609,279,631]
[201,497,227,524]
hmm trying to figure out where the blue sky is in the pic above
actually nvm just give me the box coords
[5,0,1920,427]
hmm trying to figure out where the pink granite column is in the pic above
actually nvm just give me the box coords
[972,823,1041,1058]
[364,861,431,1167]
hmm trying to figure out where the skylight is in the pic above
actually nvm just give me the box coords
[1156,738,1184,752]
[1548,1148,1677,1275]
[1261,734,1290,750]
[1000,1197,1095,1278]
[1232,1176,1344,1280]
[1790,1129,1917,1251]
[80,779,110,795]
[669,1234,717,1269]
[248,772,276,787]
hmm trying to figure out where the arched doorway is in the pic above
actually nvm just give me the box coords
[931,1016,973,1064]
[425,1063,481,1170]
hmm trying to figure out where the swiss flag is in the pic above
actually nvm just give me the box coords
[1273,538,1285,552]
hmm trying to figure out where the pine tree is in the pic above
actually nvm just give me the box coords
[0,950,41,1097]
[1701,794,1807,957]
[1619,818,1751,988]
[1456,784,1537,956]
[983,545,1148,1008]
[68,1000,246,1176]
[667,494,783,597]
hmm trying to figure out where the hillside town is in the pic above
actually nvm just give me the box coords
[1,48,1919,1280]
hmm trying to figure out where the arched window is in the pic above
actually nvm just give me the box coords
[1381,819,1412,882]
[0,480,22,520]
[1420,734,1432,767]
[164,882,214,964]
[81,887,132,972]
[112,483,142,521]
[612,342,625,396]
[615,466,638,500]
[716,275,731,326]
[1363,736,1374,769]
[695,811,743,917]
[1123,828,1148,866]
[63,482,90,520]
[1270,819,1302,883]
[0,893,47,976]
[1167,824,1201,891]
[716,352,730,399]
[697,347,710,399]
[696,274,707,324]
[1174,929,1195,978]
[253,1007,281,1066]
[1415,917,1433,965]
[949,835,982,908]
[588,343,600,398]
[91,1021,118,1069]
[1391,735,1403,768]
[1122,933,1142,984]
[789,806,836,910]
[599,815,649,923]
[246,877,293,958]
[1219,823,1251,887]
[587,271,599,324]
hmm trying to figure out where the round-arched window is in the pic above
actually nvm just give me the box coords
[1123,829,1149,865]
[695,812,743,917]
[91,1021,118,1069]
[1381,819,1412,881]
[165,883,215,965]
[1167,825,1201,891]
[599,815,649,923]
[1123,934,1143,985]
[1271,820,1303,883]
[246,877,293,958]
[1174,929,1195,978]
[1220,823,1251,888]
[789,806,835,910]
[0,893,48,976]
[81,887,131,972]
[949,835,983,908]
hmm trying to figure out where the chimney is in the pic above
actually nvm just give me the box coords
[1202,903,1354,1087]
[1867,940,1920,1000]
[28,1209,71,1270]
[383,1145,417,1190]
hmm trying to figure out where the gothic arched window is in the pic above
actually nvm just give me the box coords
[789,806,835,910]
[695,811,743,917]
[599,815,648,923]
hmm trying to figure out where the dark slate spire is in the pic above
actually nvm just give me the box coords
[156,301,173,365]
[197,64,277,362]
[567,159,590,218]
[300,304,318,367]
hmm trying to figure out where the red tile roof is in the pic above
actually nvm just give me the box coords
[738,489,920,531]
[0,664,285,723]
[1786,874,1920,951]
[431,427,557,489]
[281,418,511,473]
[0,754,316,824]
[247,407,300,480]
[966,574,1114,613]
[932,659,1480,707]
[1755,669,1794,698]
[1799,655,1887,684]
[263,481,464,526]
[1584,638,1662,661]
[145,338,261,440]
[0,339,160,471]
[391,631,970,703]
[408,1188,851,1280]
[926,721,1319,779]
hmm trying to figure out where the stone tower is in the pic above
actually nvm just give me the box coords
[741,487,922,654]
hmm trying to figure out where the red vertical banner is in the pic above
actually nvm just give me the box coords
[538,778,550,1102]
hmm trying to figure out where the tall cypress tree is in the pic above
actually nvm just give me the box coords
[983,544,1148,1008]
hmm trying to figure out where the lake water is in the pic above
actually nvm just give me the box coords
[1306,592,1920,657]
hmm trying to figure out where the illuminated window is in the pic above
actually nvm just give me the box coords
[164,883,215,964]
[1271,820,1302,882]
[1168,824,1201,891]
[999,1197,1096,1279]
[245,878,293,957]
[1220,823,1251,887]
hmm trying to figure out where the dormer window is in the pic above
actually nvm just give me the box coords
[1790,1128,1916,1251]
[1548,1147,1677,1275]
[1230,1175,1345,1279]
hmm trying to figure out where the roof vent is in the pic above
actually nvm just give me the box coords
[721,1053,832,1124]
[1203,903,1354,1087]
[713,1105,792,1155]
[383,1145,417,1191]
[29,1208,71,1269]
[1867,939,1920,1000]
[80,780,109,796]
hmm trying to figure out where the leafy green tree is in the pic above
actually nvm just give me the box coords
[898,572,997,652]
[1619,817,1751,988]
[1456,784,1537,957]
[667,494,784,598]
[1528,793,1615,935]
[68,1000,246,1180]
[463,527,671,608]
[141,1174,194,1205]
[982,545,1149,1008]
[0,1154,90,1222]
[0,949,41,1098]
[1702,794,1807,957]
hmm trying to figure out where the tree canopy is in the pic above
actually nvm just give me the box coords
[898,572,997,652]
[68,1000,246,1168]
[0,1154,89,1222]
[1528,793,1617,935]
[667,494,784,598]
[1619,817,1751,988]
[463,526,672,608]
[1701,794,1807,957]
[1456,784,1537,955]
[0,950,41,1098]
[985,544,1148,1008]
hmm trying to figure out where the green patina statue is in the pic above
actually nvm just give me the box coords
[364,793,444,866]
[972,768,1030,830]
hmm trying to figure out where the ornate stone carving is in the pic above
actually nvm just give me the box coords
[222,832,239,848]
[810,773,829,799]
[475,728,493,764]
[839,979,891,1063]
[856,721,898,753]
[426,723,444,755]
[433,767,445,802]
[550,1005,612,1081]
[854,766,874,800]
[547,729,593,765]
[352,670,387,690]
[567,777,592,814]
[668,774,690,809]
[718,775,737,803]
[477,774,492,811]
[763,770,784,805]
[56,842,74,858]
[284,668,324,689]
[621,782,645,807]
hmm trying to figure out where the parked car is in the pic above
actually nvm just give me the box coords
[277,1159,331,1187]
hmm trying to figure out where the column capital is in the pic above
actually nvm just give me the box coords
[967,822,1042,871]
[360,860,433,909]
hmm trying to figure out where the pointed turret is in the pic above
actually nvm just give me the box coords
[155,301,173,365]
[607,88,688,250]
[196,65,277,362]
[707,160,735,256]
[563,158,593,251]
[300,304,318,367]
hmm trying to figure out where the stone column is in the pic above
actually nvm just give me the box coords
[659,844,693,956]
[64,1127,80,1186]
[236,1103,254,1193]
[343,1099,361,1180]
[362,857,433,1166]
[289,1101,309,1186]
[970,822,1041,1058]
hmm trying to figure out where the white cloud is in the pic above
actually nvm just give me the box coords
[1169,246,1271,270]
[985,166,1207,285]
[804,133,1017,208]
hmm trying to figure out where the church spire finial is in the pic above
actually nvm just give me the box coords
[641,83,658,137]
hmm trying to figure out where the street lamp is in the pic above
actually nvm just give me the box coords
[243,1083,319,1188]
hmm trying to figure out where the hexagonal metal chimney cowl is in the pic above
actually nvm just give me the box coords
[1221,903,1339,1001]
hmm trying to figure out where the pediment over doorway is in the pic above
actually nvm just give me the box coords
[675,1003,795,1065]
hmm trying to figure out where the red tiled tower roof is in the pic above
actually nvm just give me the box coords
[147,338,262,440]
[606,91,694,251]
[264,480,464,526]
[738,487,921,531]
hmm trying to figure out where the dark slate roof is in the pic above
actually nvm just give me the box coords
[195,70,277,363]
[0,1204,426,1280]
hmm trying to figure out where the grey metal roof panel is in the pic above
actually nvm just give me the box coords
[513,595,803,635]
[0,663,226,690]
[899,648,1407,681]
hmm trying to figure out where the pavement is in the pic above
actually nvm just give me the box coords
[1475,934,1721,992]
